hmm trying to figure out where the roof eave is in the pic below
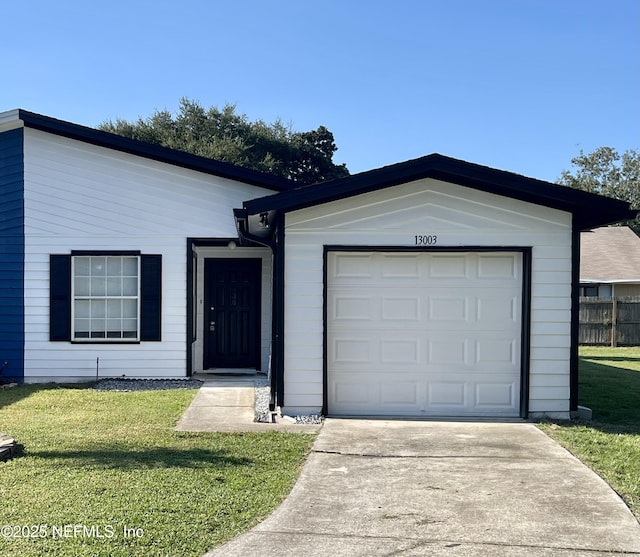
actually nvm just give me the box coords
[243,154,636,230]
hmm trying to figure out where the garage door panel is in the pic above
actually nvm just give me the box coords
[475,338,518,366]
[428,296,469,321]
[477,295,518,323]
[381,339,420,364]
[477,254,519,279]
[380,381,419,405]
[427,382,466,407]
[333,380,372,405]
[327,251,522,417]
[428,254,469,278]
[332,338,373,365]
[382,296,420,320]
[381,255,420,278]
[428,338,469,365]
[332,296,372,321]
[333,253,376,279]
[475,382,517,408]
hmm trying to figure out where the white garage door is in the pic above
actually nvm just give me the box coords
[327,251,523,417]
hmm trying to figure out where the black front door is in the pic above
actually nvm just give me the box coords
[204,258,261,369]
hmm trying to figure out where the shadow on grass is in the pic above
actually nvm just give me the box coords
[0,383,89,410]
[580,355,640,363]
[542,417,640,436]
[28,446,253,470]
[570,357,640,434]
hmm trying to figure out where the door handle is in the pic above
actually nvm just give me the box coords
[209,321,216,332]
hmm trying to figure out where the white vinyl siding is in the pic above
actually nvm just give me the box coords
[22,128,276,382]
[283,178,573,418]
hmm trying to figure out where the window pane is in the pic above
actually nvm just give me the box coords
[91,257,106,276]
[74,318,90,333]
[75,257,90,276]
[107,276,122,296]
[122,257,138,276]
[91,300,106,318]
[91,277,106,296]
[75,300,90,318]
[74,277,90,296]
[123,318,137,332]
[122,299,137,318]
[107,299,121,318]
[123,277,138,296]
[106,318,121,333]
[107,257,122,275]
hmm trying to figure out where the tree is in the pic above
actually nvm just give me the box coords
[100,98,349,185]
[558,147,640,230]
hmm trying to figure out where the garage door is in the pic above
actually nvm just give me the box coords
[327,251,523,417]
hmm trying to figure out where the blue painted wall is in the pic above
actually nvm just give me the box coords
[0,128,24,382]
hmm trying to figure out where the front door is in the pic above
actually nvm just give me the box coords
[204,258,261,369]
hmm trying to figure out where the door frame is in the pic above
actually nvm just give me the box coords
[322,245,532,418]
[186,240,272,376]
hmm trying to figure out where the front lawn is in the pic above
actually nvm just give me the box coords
[538,346,640,520]
[0,384,315,557]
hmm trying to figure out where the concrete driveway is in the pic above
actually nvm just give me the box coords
[204,419,640,556]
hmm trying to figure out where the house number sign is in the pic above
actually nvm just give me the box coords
[414,235,438,245]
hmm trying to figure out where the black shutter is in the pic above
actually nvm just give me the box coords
[50,254,71,341]
[140,254,162,341]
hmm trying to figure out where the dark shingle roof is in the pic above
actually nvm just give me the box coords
[581,226,640,283]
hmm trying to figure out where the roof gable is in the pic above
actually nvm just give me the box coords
[244,153,636,230]
[4,109,297,192]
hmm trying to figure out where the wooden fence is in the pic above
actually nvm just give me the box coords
[579,297,640,346]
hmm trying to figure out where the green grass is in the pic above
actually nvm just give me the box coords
[538,346,640,520]
[0,384,315,557]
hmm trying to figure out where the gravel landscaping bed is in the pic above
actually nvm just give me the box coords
[254,376,324,425]
[94,378,203,391]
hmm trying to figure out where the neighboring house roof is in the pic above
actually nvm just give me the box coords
[0,109,297,192]
[243,154,636,231]
[581,226,640,283]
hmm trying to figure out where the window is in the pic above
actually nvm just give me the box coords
[72,255,140,340]
[579,284,612,299]
[50,252,162,342]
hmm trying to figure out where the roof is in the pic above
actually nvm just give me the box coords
[0,109,297,192]
[581,226,640,283]
[243,153,636,231]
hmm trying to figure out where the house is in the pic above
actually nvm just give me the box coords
[580,226,640,299]
[1,109,635,419]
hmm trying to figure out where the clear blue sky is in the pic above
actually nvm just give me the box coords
[2,0,638,183]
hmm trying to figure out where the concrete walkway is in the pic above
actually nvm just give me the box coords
[175,374,320,433]
[204,419,640,557]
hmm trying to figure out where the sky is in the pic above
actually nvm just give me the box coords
[2,0,638,183]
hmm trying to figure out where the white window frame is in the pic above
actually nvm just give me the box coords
[71,255,141,342]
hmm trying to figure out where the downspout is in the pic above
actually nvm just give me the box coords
[570,222,580,413]
[234,209,284,412]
